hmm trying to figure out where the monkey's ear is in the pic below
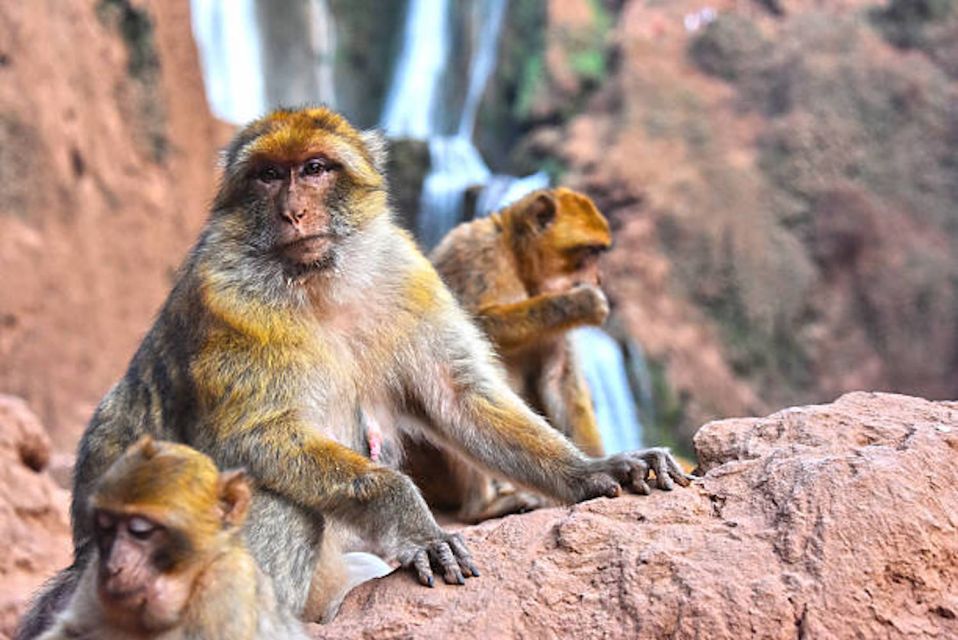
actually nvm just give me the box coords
[360,129,389,175]
[529,192,557,231]
[217,469,252,527]
[132,435,159,458]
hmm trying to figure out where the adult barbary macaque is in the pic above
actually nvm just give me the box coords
[406,188,621,522]
[37,437,307,640]
[18,107,689,637]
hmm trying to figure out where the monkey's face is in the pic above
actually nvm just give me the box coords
[215,108,388,277]
[93,509,193,631]
[515,188,612,295]
[250,155,341,269]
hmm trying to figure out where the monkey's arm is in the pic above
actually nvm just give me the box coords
[413,315,689,503]
[477,284,608,351]
[210,420,477,587]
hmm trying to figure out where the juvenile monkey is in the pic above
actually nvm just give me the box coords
[38,436,308,640]
[405,188,614,522]
[19,107,689,637]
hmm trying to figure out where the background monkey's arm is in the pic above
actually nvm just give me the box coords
[477,284,608,351]
[209,418,477,586]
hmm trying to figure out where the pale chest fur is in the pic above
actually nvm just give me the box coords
[296,278,415,454]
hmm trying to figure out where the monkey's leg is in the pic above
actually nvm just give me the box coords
[404,431,542,523]
[538,340,605,457]
[244,491,322,617]
[215,424,478,588]
[413,319,691,504]
[477,284,609,352]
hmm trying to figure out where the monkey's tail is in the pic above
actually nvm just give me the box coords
[14,564,81,640]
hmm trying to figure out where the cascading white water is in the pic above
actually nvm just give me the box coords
[190,0,266,123]
[382,0,523,249]
[307,0,338,109]
[571,328,644,453]
[380,0,451,139]
[419,137,491,248]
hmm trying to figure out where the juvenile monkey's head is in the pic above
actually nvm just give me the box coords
[89,436,251,632]
[506,187,612,294]
[213,107,389,276]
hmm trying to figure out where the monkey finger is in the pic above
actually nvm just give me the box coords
[448,535,480,578]
[411,549,434,587]
[431,541,465,585]
[664,454,694,487]
[630,473,652,495]
[649,454,674,491]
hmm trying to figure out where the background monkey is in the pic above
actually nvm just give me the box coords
[38,436,308,640]
[18,107,689,637]
[405,188,616,522]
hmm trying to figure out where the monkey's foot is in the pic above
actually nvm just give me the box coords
[460,491,546,524]
[397,532,479,588]
[581,447,694,500]
[612,447,694,494]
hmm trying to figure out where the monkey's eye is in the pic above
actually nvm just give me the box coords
[95,511,115,532]
[302,158,330,176]
[127,516,157,540]
[256,165,284,183]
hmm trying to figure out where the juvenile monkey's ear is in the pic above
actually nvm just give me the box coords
[217,469,252,527]
[529,192,557,231]
[360,129,389,175]
[133,435,159,459]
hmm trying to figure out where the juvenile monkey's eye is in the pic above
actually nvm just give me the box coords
[303,158,329,176]
[127,516,157,540]
[257,165,283,183]
[95,511,115,532]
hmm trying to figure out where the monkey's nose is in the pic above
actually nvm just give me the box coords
[280,209,306,225]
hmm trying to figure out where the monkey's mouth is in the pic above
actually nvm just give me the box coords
[99,583,147,607]
[278,234,333,266]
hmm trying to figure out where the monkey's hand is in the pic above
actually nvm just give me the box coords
[575,448,693,501]
[396,531,479,588]
[565,283,610,326]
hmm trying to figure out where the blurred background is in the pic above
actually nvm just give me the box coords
[1,0,956,460]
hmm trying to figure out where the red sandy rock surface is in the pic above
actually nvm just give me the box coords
[0,391,954,639]
[0,0,228,445]
[312,392,958,639]
[0,396,70,640]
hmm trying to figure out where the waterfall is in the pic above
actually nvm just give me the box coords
[306,0,338,109]
[572,328,645,452]
[190,0,266,123]
[380,0,451,138]
[381,0,518,249]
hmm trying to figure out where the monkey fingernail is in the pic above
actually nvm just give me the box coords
[633,480,652,495]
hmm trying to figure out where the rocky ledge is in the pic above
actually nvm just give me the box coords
[0,392,955,639]
[313,392,958,639]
